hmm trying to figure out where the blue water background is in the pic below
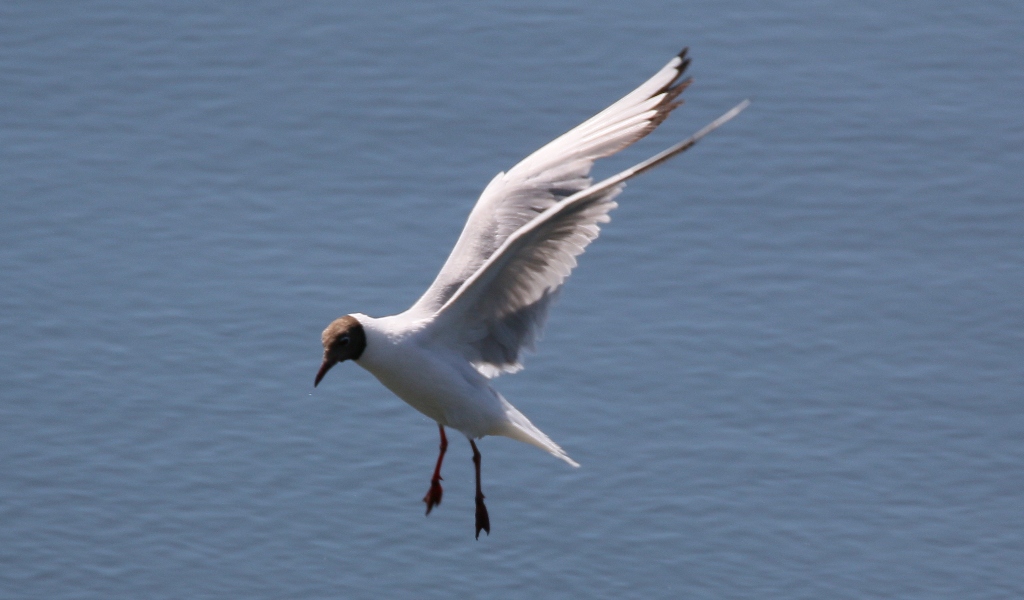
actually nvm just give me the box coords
[2,1,1022,598]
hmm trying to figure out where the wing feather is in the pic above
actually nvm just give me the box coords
[432,180,621,377]
[408,49,692,319]
[430,98,751,377]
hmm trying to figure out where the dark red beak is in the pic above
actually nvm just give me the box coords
[314,358,337,387]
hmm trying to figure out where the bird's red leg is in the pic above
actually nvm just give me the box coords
[423,424,447,515]
[470,439,490,539]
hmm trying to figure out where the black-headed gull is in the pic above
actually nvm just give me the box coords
[315,48,748,538]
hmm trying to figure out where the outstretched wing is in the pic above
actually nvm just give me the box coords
[431,95,751,378]
[408,49,693,325]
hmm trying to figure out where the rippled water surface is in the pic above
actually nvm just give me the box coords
[2,1,1022,598]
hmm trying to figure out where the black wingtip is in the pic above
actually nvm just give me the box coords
[655,49,692,98]
[679,56,692,75]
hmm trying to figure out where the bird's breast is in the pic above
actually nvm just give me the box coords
[356,332,504,438]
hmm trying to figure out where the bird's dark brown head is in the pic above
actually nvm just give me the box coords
[315,315,366,387]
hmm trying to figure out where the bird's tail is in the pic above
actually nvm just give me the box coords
[493,394,580,467]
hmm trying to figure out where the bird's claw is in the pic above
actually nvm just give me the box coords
[423,479,443,515]
[474,493,490,539]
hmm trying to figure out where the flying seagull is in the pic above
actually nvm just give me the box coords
[315,48,748,538]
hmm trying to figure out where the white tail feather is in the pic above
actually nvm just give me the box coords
[494,395,580,467]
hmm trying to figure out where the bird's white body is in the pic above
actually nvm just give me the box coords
[354,312,498,434]
[317,49,747,475]
[353,312,578,465]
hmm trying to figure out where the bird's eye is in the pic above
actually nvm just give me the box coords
[338,335,350,346]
